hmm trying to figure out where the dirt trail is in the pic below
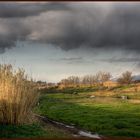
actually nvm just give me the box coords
[35,114,101,139]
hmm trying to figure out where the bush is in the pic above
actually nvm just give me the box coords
[0,64,39,125]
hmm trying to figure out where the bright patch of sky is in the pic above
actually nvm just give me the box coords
[0,41,138,82]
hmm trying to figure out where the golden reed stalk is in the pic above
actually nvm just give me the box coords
[0,64,39,125]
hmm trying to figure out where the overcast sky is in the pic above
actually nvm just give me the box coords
[0,2,140,82]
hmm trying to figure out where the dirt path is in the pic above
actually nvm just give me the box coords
[35,114,101,139]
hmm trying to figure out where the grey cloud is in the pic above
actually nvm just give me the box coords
[51,57,83,62]
[59,57,83,61]
[136,63,140,68]
[50,57,91,64]
[27,2,140,52]
[60,57,85,64]
[0,2,140,54]
[0,2,72,53]
[0,19,31,53]
[99,57,140,63]
[0,2,70,18]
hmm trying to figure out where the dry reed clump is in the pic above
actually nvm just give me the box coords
[0,64,39,125]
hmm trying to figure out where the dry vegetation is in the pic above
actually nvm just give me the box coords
[56,71,133,89]
[0,64,39,125]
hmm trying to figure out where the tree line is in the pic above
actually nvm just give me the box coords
[59,71,133,87]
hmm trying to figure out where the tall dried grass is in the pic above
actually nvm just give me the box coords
[0,64,39,125]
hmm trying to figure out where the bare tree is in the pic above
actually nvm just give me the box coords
[117,71,133,85]
[59,72,111,88]
[88,74,99,86]
[60,79,69,87]
[63,76,80,87]
[82,75,90,86]
[97,71,112,86]
[74,76,80,86]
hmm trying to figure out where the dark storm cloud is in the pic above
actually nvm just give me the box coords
[0,2,71,53]
[59,5,140,51]
[1,2,140,54]
[27,2,140,52]
[0,2,70,18]
[0,19,31,53]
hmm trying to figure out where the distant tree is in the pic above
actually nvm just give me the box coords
[89,75,96,86]
[81,75,95,86]
[66,76,77,86]
[60,79,69,87]
[89,75,100,86]
[37,80,42,84]
[117,71,133,85]
[82,75,90,86]
[97,71,112,86]
[74,76,80,86]
[36,80,46,86]
[59,72,112,88]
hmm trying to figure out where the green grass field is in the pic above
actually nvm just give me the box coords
[0,122,72,138]
[0,124,47,138]
[35,92,140,138]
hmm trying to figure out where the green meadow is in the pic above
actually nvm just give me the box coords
[35,92,140,138]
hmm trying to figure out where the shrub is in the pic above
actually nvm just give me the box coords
[0,64,39,125]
